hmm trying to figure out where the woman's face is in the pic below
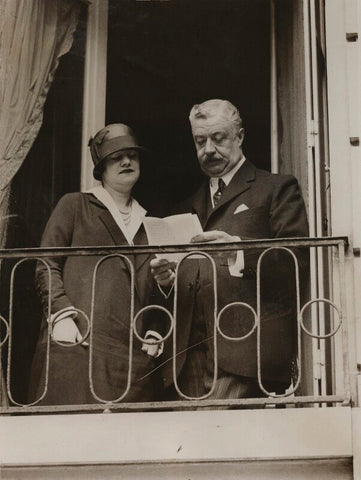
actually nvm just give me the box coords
[102,149,140,193]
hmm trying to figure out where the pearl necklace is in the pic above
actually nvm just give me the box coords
[119,199,132,226]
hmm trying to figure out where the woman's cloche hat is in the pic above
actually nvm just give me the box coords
[88,123,144,181]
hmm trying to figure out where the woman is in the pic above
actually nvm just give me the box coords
[29,124,163,405]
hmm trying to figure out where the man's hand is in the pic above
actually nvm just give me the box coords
[150,258,177,287]
[191,230,239,261]
[191,230,239,244]
[51,316,88,345]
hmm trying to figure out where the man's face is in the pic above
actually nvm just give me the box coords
[191,113,244,177]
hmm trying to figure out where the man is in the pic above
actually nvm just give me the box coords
[151,99,309,400]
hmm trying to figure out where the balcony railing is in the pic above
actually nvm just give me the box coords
[0,236,351,414]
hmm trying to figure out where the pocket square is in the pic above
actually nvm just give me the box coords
[234,203,249,214]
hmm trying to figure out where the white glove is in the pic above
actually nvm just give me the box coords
[51,312,88,346]
[141,330,164,358]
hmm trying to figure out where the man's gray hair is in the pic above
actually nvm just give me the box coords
[189,99,243,131]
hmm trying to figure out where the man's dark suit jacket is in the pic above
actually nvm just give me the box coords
[162,159,309,387]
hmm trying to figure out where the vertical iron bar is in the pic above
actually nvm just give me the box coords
[173,252,218,400]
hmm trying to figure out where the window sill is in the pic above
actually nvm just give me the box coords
[0,407,353,467]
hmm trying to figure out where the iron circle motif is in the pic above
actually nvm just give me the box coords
[299,298,342,339]
[133,305,174,345]
[216,302,258,341]
[0,315,9,347]
[50,307,91,347]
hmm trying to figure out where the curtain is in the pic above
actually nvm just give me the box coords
[0,0,81,195]
[0,0,81,406]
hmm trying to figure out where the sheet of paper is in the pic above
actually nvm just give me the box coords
[143,213,203,261]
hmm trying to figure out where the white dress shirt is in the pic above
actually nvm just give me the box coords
[209,156,246,207]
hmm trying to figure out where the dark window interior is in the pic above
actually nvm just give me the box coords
[106,0,270,216]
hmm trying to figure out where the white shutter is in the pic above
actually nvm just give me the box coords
[81,0,109,191]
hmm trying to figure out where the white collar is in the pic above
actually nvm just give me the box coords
[209,156,246,193]
[86,185,146,245]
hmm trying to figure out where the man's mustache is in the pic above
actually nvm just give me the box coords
[203,154,222,163]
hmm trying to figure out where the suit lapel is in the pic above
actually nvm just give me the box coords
[204,160,256,227]
[89,195,152,303]
[132,226,153,305]
[89,196,134,275]
[97,209,130,246]
[133,225,151,273]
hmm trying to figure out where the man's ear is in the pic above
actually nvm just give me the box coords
[238,128,245,146]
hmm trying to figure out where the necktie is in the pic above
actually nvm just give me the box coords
[213,178,226,207]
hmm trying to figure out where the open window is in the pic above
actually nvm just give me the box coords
[2,0,346,407]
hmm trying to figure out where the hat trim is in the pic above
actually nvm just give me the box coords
[94,135,143,161]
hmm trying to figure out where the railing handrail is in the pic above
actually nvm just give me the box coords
[0,394,351,415]
[0,236,349,258]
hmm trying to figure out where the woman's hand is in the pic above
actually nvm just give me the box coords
[141,338,163,358]
[150,258,176,287]
[51,316,88,345]
[141,330,164,358]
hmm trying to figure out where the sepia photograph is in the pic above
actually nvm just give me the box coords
[0,0,360,478]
